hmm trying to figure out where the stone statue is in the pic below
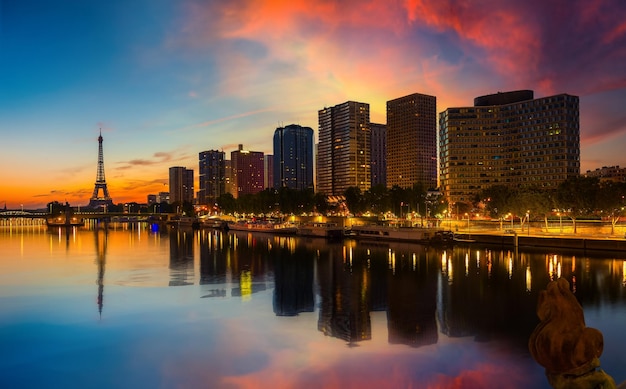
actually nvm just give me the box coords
[529,277,619,389]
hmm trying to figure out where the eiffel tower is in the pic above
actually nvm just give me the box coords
[88,129,114,209]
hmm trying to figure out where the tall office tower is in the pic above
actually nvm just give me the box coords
[370,123,387,187]
[224,160,235,196]
[264,154,274,190]
[198,150,226,205]
[231,144,264,198]
[169,167,194,204]
[386,93,437,190]
[439,90,580,208]
[273,124,314,190]
[317,101,370,196]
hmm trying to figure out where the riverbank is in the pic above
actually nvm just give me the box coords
[453,231,626,255]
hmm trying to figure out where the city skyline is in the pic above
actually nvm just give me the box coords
[2,1,626,208]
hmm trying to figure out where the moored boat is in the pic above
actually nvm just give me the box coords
[45,215,84,227]
[350,224,438,243]
[228,220,297,235]
[167,216,201,229]
[46,204,84,227]
[296,222,345,238]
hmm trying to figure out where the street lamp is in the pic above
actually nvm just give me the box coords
[465,213,470,232]
[526,210,530,236]
[558,212,562,233]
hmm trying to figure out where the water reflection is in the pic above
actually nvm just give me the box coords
[3,225,626,387]
[190,229,626,351]
[95,228,107,318]
[272,238,314,316]
[169,228,194,286]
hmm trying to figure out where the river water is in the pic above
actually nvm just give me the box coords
[1,223,625,388]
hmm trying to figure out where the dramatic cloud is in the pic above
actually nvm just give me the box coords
[3,0,625,207]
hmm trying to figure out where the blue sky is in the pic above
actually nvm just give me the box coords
[2,0,626,208]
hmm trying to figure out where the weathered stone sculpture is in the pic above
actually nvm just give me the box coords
[529,277,617,389]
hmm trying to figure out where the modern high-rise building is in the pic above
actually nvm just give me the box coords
[386,93,437,190]
[169,167,194,204]
[370,123,387,187]
[224,160,235,197]
[439,90,580,208]
[198,150,226,205]
[273,124,314,190]
[231,144,264,198]
[264,154,274,190]
[317,101,370,196]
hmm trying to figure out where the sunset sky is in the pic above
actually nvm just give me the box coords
[2,0,626,209]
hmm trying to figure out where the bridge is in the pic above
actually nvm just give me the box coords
[0,210,169,221]
[0,210,48,218]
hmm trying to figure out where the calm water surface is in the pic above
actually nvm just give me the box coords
[1,224,625,388]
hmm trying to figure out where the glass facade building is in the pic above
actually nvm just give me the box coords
[439,90,580,207]
[273,124,314,190]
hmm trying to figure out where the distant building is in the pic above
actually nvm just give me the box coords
[169,167,194,204]
[439,90,580,208]
[147,194,157,205]
[370,123,387,187]
[231,144,264,198]
[157,192,170,204]
[317,101,370,196]
[386,92,437,190]
[585,166,626,182]
[198,150,226,205]
[273,124,314,190]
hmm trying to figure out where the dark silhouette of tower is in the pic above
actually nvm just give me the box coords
[88,129,113,208]
[95,228,107,319]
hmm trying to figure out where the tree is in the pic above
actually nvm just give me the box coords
[596,181,626,235]
[364,184,390,215]
[479,185,515,219]
[344,186,365,215]
[314,192,329,215]
[216,193,236,214]
[556,176,600,233]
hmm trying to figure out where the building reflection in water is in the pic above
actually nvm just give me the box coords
[386,247,438,347]
[272,238,314,316]
[199,230,228,298]
[94,228,107,319]
[187,229,626,351]
[197,230,273,300]
[317,240,372,346]
[437,248,538,344]
[169,228,194,286]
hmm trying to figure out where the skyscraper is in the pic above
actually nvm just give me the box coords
[317,101,370,196]
[386,93,437,190]
[439,90,580,207]
[273,124,314,190]
[198,150,226,205]
[370,123,387,187]
[231,144,264,198]
[264,154,274,190]
[169,166,194,204]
